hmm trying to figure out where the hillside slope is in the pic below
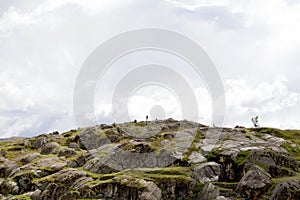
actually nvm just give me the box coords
[0,119,299,200]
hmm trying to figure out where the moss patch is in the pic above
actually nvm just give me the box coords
[206,148,223,161]
[235,150,251,166]
[183,129,205,161]
[191,182,203,197]
[251,128,300,145]
[135,167,191,176]
[271,172,300,184]
[245,133,252,140]
[281,142,300,154]
[8,195,31,200]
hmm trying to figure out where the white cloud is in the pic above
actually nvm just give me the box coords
[94,85,213,126]
[127,86,182,121]
[0,114,39,138]
[0,0,300,138]
[94,75,300,130]
[0,7,37,35]
[225,76,300,128]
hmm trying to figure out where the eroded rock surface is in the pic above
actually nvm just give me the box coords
[270,180,300,200]
[192,162,221,183]
[0,120,299,199]
[236,165,271,199]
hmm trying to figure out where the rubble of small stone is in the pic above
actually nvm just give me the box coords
[0,119,299,200]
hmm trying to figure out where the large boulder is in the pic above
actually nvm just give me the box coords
[36,157,60,168]
[19,153,40,165]
[31,136,47,149]
[58,148,76,157]
[84,157,118,174]
[0,158,19,178]
[76,127,111,150]
[41,142,60,155]
[236,165,271,199]
[192,162,221,183]
[270,180,300,200]
[247,149,298,176]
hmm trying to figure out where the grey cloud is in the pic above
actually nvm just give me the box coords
[0,0,300,138]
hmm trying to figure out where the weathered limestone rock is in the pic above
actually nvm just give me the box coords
[270,180,300,200]
[41,142,60,155]
[27,189,41,200]
[0,179,19,195]
[84,157,118,174]
[188,151,207,164]
[32,136,47,149]
[13,172,36,193]
[68,142,80,150]
[262,134,286,146]
[77,127,111,150]
[236,165,271,199]
[36,168,90,199]
[0,120,299,199]
[0,158,18,178]
[19,153,40,165]
[58,148,76,157]
[111,175,162,200]
[36,157,60,168]
[130,140,155,153]
[48,162,67,173]
[67,154,87,168]
[192,162,221,183]
[138,179,162,200]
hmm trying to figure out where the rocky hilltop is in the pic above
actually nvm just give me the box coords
[0,119,299,200]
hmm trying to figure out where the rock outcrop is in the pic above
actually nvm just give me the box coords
[192,162,221,183]
[270,180,300,200]
[0,119,299,199]
[236,165,271,199]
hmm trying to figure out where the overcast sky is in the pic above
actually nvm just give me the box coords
[1,0,300,138]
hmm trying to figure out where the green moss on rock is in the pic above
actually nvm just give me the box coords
[235,150,251,166]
